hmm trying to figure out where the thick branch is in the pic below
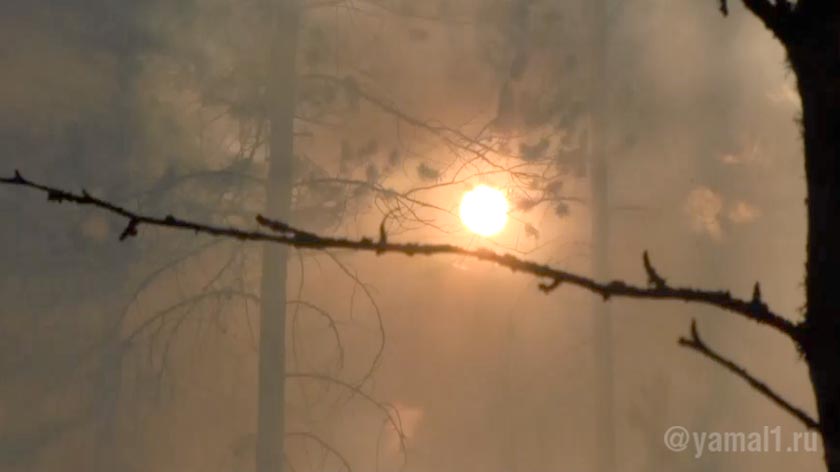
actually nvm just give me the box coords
[679,320,818,430]
[1,171,798,339]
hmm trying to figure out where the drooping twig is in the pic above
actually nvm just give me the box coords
[288,299,346,371]
[679,320,818,430]
[286,431,353,472]
[285,371,407,462]
[1,171,798,339]
[322,251,386,390]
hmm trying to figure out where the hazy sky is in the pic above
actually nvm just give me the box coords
[0,1,816,471]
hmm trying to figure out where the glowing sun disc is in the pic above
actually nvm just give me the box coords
[459,185,509,237]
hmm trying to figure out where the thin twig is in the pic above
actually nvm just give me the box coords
[679,320,818,430]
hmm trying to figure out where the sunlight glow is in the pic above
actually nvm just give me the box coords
[459,185,509,237]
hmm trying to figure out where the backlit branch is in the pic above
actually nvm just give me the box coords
[285,371,407,462]
[679,320,818,430]
[1,171,798,340]
[302,74,544,173]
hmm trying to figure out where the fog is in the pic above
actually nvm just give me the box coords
[0,1,816,471]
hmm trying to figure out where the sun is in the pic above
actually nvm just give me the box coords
[459,185,509,237]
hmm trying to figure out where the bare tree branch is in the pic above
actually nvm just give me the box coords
[288,299,346,371]
[322,251,386,391]
[286,432,352,472]
[285,371,407,461]
[1,171,799,339]
[302,74,542,172]
[679,320,818,430]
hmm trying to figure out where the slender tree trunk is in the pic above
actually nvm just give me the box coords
[587,1,615,470]
[257,1,300,471]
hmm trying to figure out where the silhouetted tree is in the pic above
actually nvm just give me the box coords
[725,1,840,469]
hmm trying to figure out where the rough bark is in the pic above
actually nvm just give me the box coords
[788,19,840,471]
[256,1,300,471]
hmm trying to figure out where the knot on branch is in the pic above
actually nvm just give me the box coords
[643,251,667,289]
[750,282,768,311]
[47,190,65,202]
[376,221,388,254]
[538,278,561,293]
[119,218,139,241]
[256,214,291,234]
[678,319,704,349]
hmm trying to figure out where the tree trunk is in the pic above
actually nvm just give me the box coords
[787,16,840,471]
[257,1,300,471]
[587,1,615,470]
